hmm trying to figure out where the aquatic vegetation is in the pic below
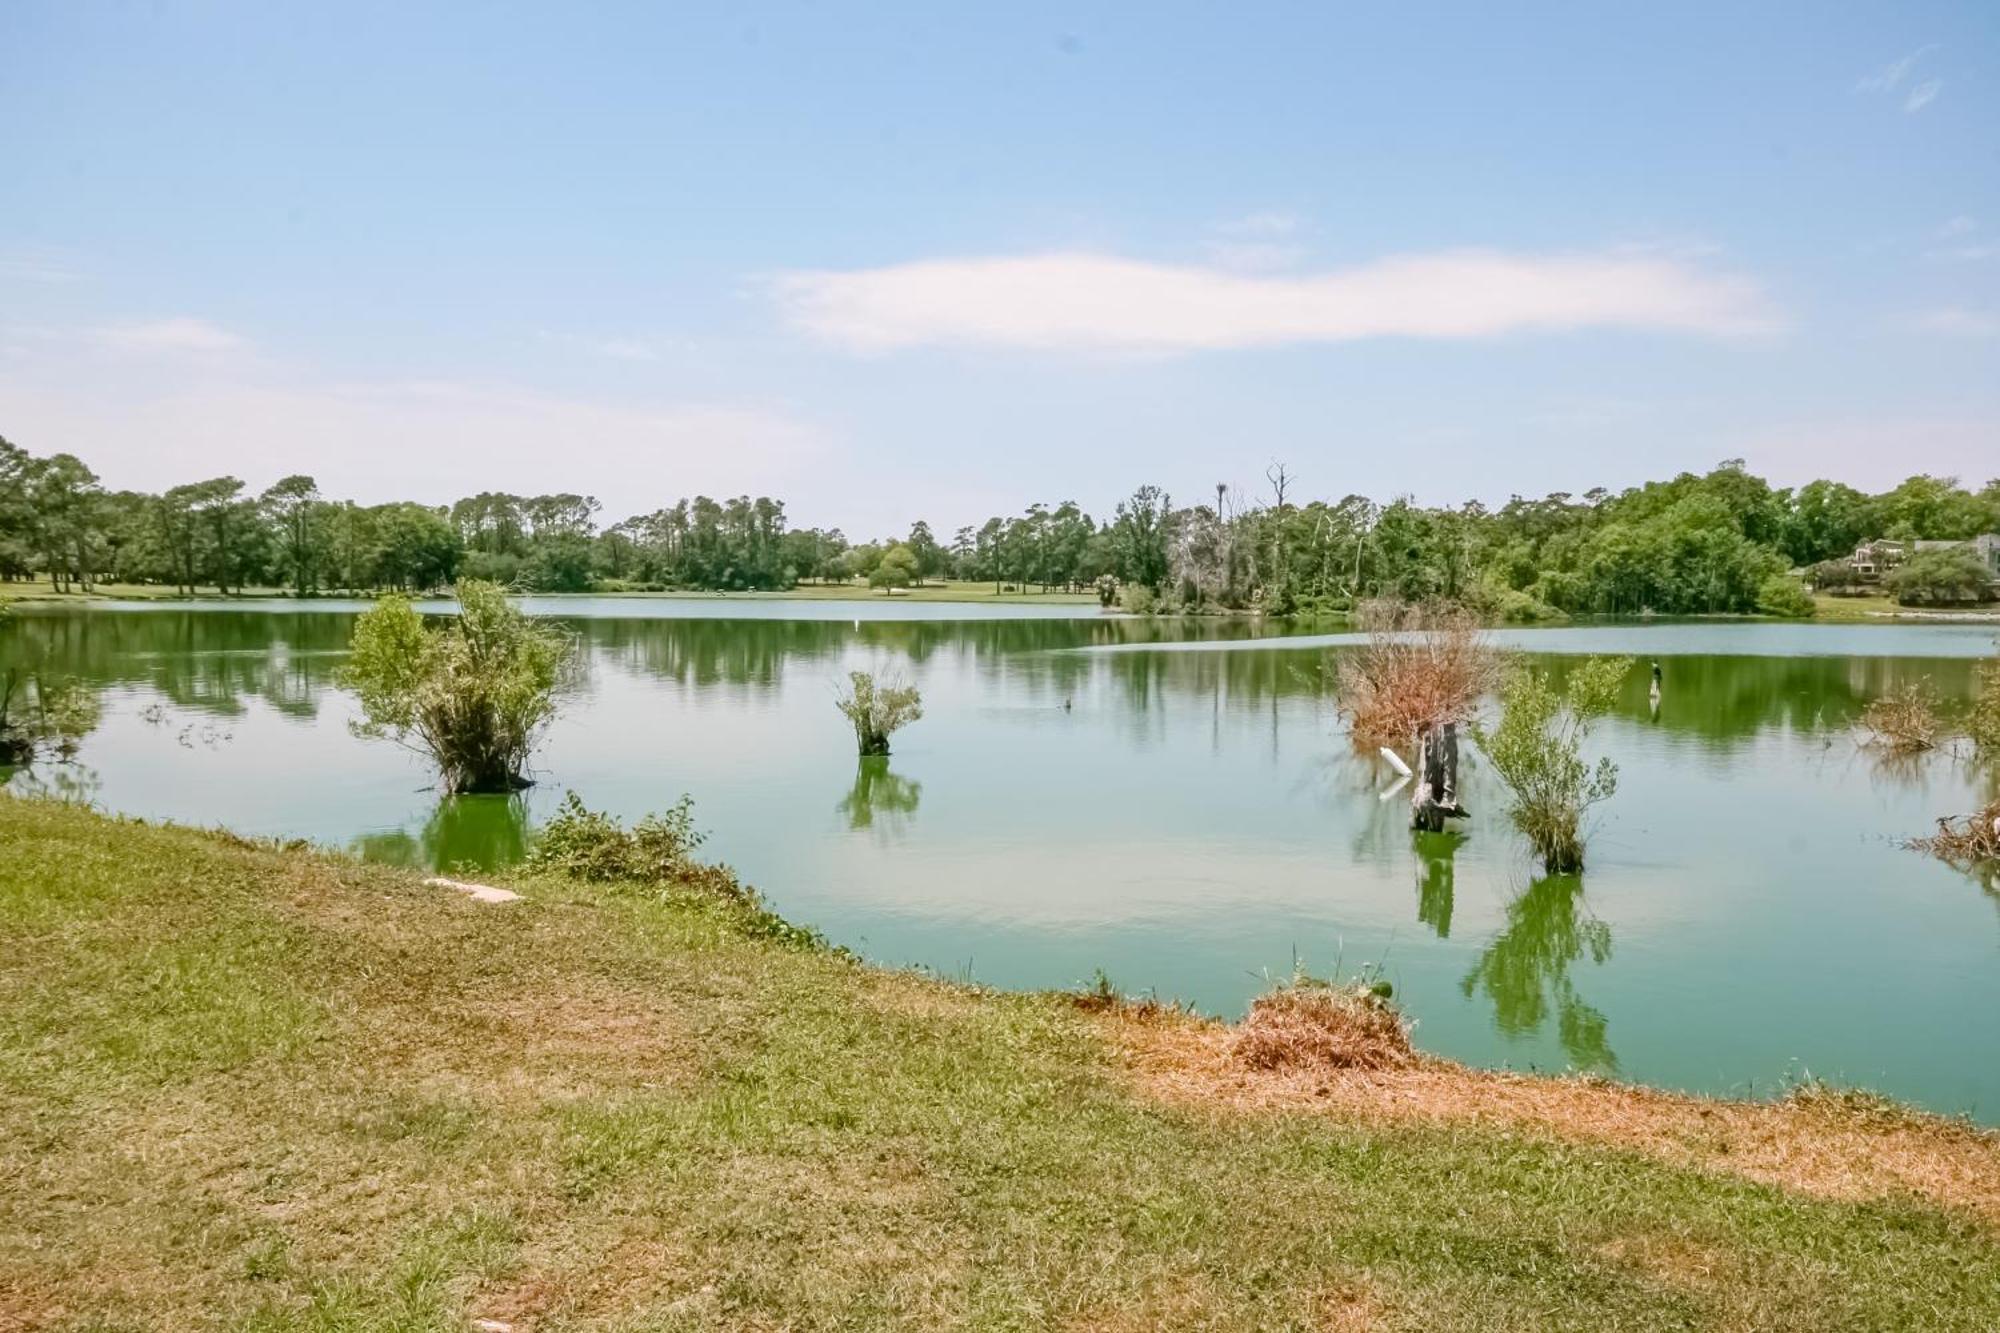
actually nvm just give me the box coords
[1908,800,2000,880]
[338,579,572,792]
[1335,600,1500,749]
[1474,656,1631,873]
[1230,973,1414,1072]
[835,670,923,755]
[1859,681,1944,753]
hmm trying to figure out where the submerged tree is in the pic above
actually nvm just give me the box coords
[1336,600,1501,831]
[338,580,571,792]
[836,670,922,755]
[1474,655,1632,872]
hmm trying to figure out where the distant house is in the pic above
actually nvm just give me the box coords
[1847,539,1909,581]
[1915,533,2000,578]
[1848,534,2000,583]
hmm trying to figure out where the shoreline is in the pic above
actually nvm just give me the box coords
[6,793,1999,1327]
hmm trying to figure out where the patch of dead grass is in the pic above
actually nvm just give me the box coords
[1230,982,1415,1073]
[1101,1007,2000,1224]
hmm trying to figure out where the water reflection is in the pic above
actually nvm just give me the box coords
[837,757,922,837]
[352,794,531,872]
[1460,874,1617,1073]
[1412,830,1464,938]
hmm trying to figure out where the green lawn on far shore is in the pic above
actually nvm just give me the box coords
[3,795,1998,1330]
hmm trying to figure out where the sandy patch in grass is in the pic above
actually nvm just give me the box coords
[1101,1008,2000,1223]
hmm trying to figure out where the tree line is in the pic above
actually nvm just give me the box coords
[3,435,1996,615]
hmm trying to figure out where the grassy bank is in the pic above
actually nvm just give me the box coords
[4,797,2000,1330]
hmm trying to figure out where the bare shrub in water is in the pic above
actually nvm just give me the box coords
[1336,600,1501,749]
[0,668,99,765]
[1474,656,1631,874]
[1908,800,2000,875]
[339,579,572,793]
[1230,976,1414,1072]
[1860,682,1944,753]
[836,670,922,755]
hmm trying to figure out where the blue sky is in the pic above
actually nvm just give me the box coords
[2,2,1995,534]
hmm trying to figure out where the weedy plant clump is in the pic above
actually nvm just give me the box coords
[836,670,923,755]
[527,791,829,950]
[1230,973,1415,1073]
[0,668,99,766]
[1474,655,1632,873]
[338,579,573,793]
[1907,800,2000,879]
[1860,681,1945,753]
[1335,600,1501,750]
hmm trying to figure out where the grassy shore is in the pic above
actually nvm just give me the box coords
[0,577,1100,608]
[4,797,1999,1329]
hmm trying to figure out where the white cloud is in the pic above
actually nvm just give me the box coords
[1912,306,1999,337]
[91,317,246,354]
[1857,45,1936,93]
[1904,78,1942,113]
[1938,216,1977,239]
[771,248,1779,354]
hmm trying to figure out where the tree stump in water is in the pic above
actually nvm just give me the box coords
[1410,721,1469,832]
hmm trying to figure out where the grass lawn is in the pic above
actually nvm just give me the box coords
[4,797,2000,1330]
[588,580,1101,606]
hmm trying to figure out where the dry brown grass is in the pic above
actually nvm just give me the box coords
[1910,799,2000,869]
[1230,982,1415,1073]
[1860,681,1946,751]
[1101,1005,2000,1225]
[1336,601,1502,749]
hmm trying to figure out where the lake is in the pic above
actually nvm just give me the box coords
[5,599,1998,1119]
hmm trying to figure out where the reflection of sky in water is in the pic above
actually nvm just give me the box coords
[5,605,1999,1120]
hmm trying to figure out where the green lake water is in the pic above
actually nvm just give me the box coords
[6,600,1999,1119]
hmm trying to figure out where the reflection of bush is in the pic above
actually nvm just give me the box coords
[351,794,530,873]
[1412,829,1464,938]
[838,757,922,834]
[1460,874,1616,1072]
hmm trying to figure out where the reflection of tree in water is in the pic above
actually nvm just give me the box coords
[0,608,351,720]
[1461,874,1616,1072]
[1412,830,1464,938]
[3,758,103,805]
[351,794,531,873]
[1537,652,1980,746]
[837,756,921,836]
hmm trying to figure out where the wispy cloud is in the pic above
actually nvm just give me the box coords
[1904,78,1942,113]
[771,248,1779,354]
[1927,217,1996,261]
[1912,306,1998,337]
[0,254,82,284]
[1856,45,1937,93]
[91,317,245,354]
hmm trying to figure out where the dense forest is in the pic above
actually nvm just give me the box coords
[2,435,1996,617]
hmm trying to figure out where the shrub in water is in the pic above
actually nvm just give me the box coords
[1336,600,1501,749]
[1859,682,1943,753]
[338,580,572,793]
[835,670,922,756]
[1474,656,1631,873]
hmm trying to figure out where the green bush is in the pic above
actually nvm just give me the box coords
[1887,548,1996,606]
[835,671,922,755]
[1473,656,1631,873]
[527,792,827,949]
[1756,574,1816,618]
[338,580,572,793]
